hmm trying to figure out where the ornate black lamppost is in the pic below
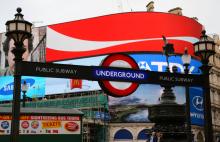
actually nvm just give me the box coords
[193,29,216,142]
[21,81,28,107]
[5,8,32,142]
[181,48,192,142]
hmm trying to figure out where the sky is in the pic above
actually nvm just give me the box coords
[0,0,219,35]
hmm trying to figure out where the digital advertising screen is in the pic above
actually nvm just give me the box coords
[190,87,204,126]
[46,12,202,62]
[0,76,45,101]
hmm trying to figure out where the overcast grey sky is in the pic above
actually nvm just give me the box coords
[0,0,219,35]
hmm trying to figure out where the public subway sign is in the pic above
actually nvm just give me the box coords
[19,61,204,86]
[17,61,92,79]
[155,72,198,86]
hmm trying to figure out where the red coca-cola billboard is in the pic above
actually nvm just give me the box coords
[46,12,202,62]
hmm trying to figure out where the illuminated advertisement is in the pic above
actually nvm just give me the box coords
[0,76,45,101]
[0,27,45,77]
[46,12,202,62]
[0,115,80,135]
[190,87,204,126]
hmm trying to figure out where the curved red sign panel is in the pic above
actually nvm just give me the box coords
[46,12,202,62]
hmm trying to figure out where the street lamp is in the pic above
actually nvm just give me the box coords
[181,48,192,142]
[21,81,28,107]
[5,8,32,142]
[193,29,215,142]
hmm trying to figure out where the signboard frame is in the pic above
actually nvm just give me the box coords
[18,61,204,86]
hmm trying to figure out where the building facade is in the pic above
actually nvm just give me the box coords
[0,5,220,142]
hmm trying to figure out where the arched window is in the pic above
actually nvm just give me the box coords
[114,129,133,140]
[137,129,151,140]
[197,131,204,142]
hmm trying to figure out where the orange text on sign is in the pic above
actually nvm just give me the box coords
[42,121,61,128]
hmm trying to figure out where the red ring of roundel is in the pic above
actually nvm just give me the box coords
[99,53,139,97]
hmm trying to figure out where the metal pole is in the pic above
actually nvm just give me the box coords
[184,64,192,142]
[22,92,26,107]
[103,103,106,142]
[11,73,21,142]
[11,42,25,142]
[200,64,213,142]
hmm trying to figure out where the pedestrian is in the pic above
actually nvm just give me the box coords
[156,132,163,142]
[149,131,158,142]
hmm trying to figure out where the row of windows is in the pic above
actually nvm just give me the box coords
[114,129,151,140]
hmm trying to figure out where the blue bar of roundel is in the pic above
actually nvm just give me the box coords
[93,68,147,81]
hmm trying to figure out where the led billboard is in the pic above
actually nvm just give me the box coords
[0,76,45,101]
[46,12,202,62]
[190,87,204,126]
[0,28,44,77]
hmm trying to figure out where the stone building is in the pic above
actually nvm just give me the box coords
[107,3,220,142]
[210,34,220,141]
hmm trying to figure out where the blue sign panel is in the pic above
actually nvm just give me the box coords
[0,76,45,101]
[189,87,204,126]
[95,111,111,121]
[93,68,147,82]
[131,54,202,74]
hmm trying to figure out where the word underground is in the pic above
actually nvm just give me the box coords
[95,69,145,80]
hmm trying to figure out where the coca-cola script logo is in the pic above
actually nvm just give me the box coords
[64,122,79,132]
[21,121,29,129]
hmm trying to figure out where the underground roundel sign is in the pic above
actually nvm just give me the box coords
[98,54,139,97]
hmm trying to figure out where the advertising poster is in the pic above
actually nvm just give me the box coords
[0,76,45,101]
[0,27,44,76]
[46,12,202,62]
[190,87,204,126]
[0,115,80,135]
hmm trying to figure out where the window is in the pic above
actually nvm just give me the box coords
[137,129,151,140]
[114,129,133,140]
